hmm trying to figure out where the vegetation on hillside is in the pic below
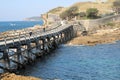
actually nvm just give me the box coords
[26,0,118,21]
[86,8,99,19]
[60,6,78,20]
[60,7,100,20]
[58,1,116,20]
[47,1,114,15]
[79,12,86,17]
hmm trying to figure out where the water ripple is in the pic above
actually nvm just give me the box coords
[21,41,120,80]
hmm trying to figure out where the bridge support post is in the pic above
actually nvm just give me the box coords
[44,38,50,54]
[40,39,46,56]
[35,40,40,50]
[62,32,66,43]
[59,33,63,44]
[26,43,35,63]
[52,36,58,49]
[64,31,68,42]
[68,27,73,40]
[70,27,74,38]
[3,49,10,71]
[67,29,70,41]
[16,47,21,63]
[55,35,59,46]
[16,46,24,69]
[40,39,45,50]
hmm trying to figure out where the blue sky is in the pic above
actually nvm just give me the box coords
[0,0,95,21]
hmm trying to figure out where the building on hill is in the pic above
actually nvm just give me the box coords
[47,13,61,24]
[41,13,61,25]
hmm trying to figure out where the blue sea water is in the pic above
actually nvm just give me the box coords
[0,21,43,32]
[21,41,120,80]
[0,20,120,80]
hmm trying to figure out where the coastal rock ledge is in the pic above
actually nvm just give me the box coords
[0,73,41,80]
[68,28,120,46]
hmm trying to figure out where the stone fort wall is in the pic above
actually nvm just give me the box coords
[78,14,120,30]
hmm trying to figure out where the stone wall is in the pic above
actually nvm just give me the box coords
[77,14,120,30]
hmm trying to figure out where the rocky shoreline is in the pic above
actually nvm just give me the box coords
[0,73,41,80]
[68,22,120,46]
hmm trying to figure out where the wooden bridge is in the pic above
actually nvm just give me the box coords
[0,24,75,72]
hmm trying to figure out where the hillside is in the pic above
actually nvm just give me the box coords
[25,0,115,21]
[47,0,115,15]
[47,7,65,14]
[71,2,112,14]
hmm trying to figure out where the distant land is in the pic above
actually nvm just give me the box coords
[24,16,42,21]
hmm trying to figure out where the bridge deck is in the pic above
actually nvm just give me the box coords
[0,24,72,49]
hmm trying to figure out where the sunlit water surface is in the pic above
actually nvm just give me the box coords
[20,41,120,80]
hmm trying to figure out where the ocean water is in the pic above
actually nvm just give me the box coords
[0,21,120,80]
[0,21,43,32]
[20,41,120,80]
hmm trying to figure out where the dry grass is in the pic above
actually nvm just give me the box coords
[48,0,115,15]
[72,2,112,14]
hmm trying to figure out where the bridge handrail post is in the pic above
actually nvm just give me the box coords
[27,30,32,41]
[23,29,27,42]
[4,35,7,47]
[18,32,21,43]
[37,28,42,36]
[33,31,37,40]
[33,29,38,40]
[35,29,40,35]
[12,30,16,45]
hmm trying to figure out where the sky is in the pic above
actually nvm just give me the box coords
[0,0,95,21]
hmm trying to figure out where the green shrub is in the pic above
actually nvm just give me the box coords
[86,8,99,19]
[79,12,86,17]
[60,6,78,20]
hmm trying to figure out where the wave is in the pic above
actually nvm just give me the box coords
[10,23,16,26]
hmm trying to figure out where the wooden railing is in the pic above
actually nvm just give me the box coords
[0,23,61,45]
